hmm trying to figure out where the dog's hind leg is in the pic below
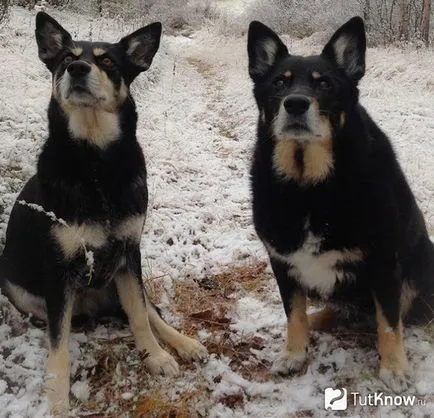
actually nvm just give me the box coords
[375,297,411,393]
[44,286,75,415]
[372,259,412,393]
[115,271,179,376]
[144,292,208,362]
[405,238,434,325]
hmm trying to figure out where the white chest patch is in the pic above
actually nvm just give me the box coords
[52,216,145,259]
[265,231,363,296]
[52,222,107,259]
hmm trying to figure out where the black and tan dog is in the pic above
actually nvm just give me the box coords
[0,12,206,414]
[248,17,434,393]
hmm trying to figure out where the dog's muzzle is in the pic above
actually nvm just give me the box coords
[284,95,311,117]
[65,61,92,98]
[279,94,313,135]
[67,61,91,78]
[273,94,323,140]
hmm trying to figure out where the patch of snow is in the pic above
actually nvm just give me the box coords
[71,380,90,402]
[120,392,134,401]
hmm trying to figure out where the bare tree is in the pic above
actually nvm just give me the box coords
[399,0,409,40]
[0,0,8,24]
[420,0,431,46]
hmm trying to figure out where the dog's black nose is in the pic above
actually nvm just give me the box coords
[284,96,311,116]
[67,61,91,78]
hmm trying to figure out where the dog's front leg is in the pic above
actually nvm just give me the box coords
[372,258,412,393]
[270,258,309,374]
[144,292,208,362]
[44,284,75,415]
[114,272,179,376]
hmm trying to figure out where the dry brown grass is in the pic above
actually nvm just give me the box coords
[73,261,272,416]
[167,261,273,383]
[134,387,205,418]
[169,261,268,335]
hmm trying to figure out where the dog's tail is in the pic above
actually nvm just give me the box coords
[405,237,434,325]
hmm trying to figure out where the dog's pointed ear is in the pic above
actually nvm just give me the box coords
[120,22,162,79]
[248,21,288,82]
[35,12,72,71]
[322,16,366,82]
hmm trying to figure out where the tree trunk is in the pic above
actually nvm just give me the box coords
[399,0,409,40]
[97,0,103,16]
[420,0,431,46]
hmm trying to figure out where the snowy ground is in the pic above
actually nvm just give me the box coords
[0,6,433,418]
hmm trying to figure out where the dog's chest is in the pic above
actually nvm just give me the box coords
[51,215,145,260]
[265,227,363,296]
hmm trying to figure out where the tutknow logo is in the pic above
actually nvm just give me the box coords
[324,388,348,410]
[324,387,427,410]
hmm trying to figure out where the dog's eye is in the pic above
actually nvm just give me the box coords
[318,79,332,90]
[274,77,288,88]
[64,55,73,65]
[102,57,114,67]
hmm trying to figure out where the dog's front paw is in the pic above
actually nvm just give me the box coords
[44,374,70,416]
[379,366,413,393]
[174,335,208,362]
[271,349,307,375]
[144,349,180,376]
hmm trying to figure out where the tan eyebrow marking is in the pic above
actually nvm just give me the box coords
[93,48,107,57]
[284,71,292,78]
[312,71,321,79]
[71,47,83,56]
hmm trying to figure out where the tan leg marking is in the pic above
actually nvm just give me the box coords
[375,298,412,393]
[4,280,47,320]
[308,305,337,331]
[45,294,74,415]
[144,294,207,362]
[115,273,179,376]
[400,282,418,318]
[272,292,309,374]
